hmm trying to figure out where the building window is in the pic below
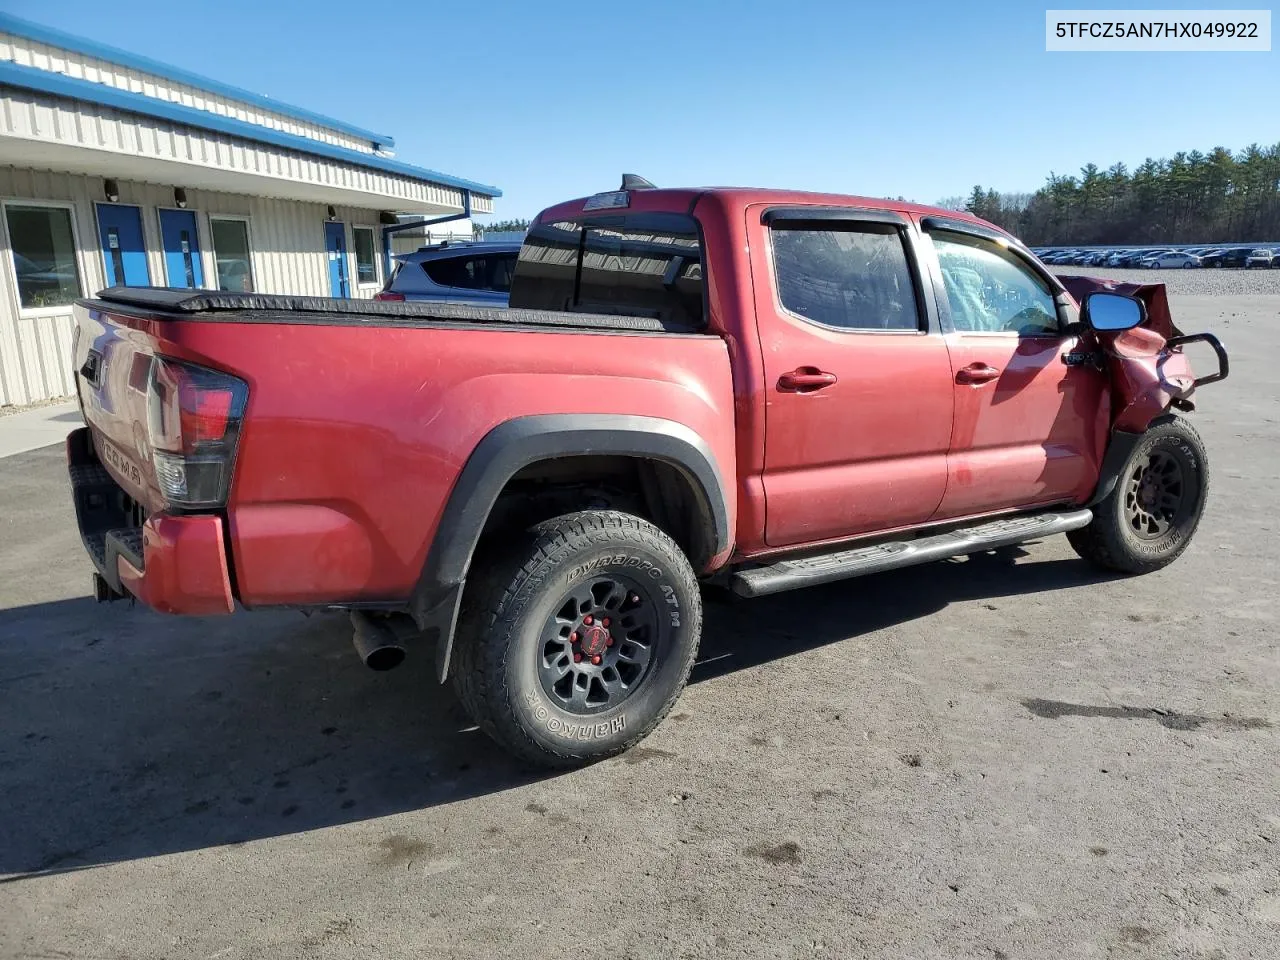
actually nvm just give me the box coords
[210,218,254,292]
[352,226,378,285]
[4,204,83,310]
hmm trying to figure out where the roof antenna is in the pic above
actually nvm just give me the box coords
[621,174,657,191]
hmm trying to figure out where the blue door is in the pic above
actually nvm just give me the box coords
[324,221,350,298]
[96,204,150,287]
[158,209,204,288]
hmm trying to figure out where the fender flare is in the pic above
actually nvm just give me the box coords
[410,414,732,681]
[1086,428,1144,507]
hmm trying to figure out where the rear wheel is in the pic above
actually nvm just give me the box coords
[452,511,702,767]
[1069,417,1208,574]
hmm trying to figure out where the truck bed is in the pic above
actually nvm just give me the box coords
[88,287,710,334]
[71,287,735,612]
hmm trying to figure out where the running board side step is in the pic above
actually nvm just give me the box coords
[729,509,1094,598]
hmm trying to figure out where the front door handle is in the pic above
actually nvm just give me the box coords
[778,367,838,392]
[955,363,1001,385]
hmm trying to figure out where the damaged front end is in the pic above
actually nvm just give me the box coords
[1059,275,1229,432]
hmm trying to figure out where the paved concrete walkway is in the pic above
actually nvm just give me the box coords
[0,402,81,459]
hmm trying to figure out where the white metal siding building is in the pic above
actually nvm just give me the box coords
[0,14,499,407]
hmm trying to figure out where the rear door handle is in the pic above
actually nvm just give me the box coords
[955,363,1001,385]
[778,368,838,392]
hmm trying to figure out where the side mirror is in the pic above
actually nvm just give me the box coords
[1083,292,1145,332]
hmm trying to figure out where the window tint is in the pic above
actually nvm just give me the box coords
[423,253,517,292]
[210,218,254,293]
[931,231,1058,335]
[508,221,579,310]
[508,213,704,329]
[352,227,378,284]
[770,224,920,331]
[4,205,82,309]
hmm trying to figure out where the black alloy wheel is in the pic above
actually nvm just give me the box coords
[1123,448,1188,540]
[538,575,660,714]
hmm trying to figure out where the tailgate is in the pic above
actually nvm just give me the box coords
[72,302,166,513]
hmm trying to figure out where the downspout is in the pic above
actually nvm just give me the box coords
[382,189,472,279]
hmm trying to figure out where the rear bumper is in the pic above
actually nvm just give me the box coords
[67,427,234,615]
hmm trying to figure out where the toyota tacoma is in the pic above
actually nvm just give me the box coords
[67,181,1228,766]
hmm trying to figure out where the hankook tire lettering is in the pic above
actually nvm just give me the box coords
[522,690,625,740]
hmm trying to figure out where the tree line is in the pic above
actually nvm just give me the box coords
[474,218,532,237]
[942,142,1280,245]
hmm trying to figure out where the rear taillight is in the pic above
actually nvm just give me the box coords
[373,291,405,302]
[146,357,248,509]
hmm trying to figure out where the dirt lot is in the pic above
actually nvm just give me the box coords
[1,284,1277,960]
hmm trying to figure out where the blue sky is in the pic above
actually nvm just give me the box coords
[13,0,1277,219]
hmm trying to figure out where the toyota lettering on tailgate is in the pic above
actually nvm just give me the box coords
[101,441,143,487]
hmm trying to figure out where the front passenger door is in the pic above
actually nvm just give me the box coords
[922,223,1109,520]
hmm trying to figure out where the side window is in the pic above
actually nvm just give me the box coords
[424,255,490,290]
[931,231,1058,336]
[490,253,516,292]
[770,223,921,331]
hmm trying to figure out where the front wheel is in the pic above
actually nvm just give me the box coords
[1068,416,1209,574]
[452,511,702,767]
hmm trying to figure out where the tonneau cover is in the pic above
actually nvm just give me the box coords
[83,287,705,334]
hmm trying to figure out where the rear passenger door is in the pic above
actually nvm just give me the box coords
[751,207,954,547]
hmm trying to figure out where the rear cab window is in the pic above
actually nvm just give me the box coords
[509,212,704,329]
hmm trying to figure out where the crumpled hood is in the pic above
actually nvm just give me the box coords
[1057,275,1182,339]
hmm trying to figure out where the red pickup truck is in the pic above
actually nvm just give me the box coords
[68,183,1228,766]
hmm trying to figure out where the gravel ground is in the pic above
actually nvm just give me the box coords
[1054,265,1280,297]
[1,282,1277,960]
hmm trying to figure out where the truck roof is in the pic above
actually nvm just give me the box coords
[537,186,1005,236]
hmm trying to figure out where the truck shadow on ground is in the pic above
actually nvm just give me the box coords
[0,546,1114,881]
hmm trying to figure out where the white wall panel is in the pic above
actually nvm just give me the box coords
[0,168,387,406]
[0,31,382,155]
[0,91,471,212]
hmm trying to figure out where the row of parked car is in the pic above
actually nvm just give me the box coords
[372,235,1280,306]
[1034,245,1279,269]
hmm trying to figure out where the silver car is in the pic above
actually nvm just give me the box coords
[1141,251,1201,269]
[376,240,521,304]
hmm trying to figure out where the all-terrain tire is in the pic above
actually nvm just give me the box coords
[452,511,702,768]
[1068,416,1209,574]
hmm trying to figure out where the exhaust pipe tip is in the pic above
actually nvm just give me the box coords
[350,612,408,671]
[364,644,406,672]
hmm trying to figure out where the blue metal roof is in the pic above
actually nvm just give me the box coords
[0,59,501,199]
[0,13,395,149]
